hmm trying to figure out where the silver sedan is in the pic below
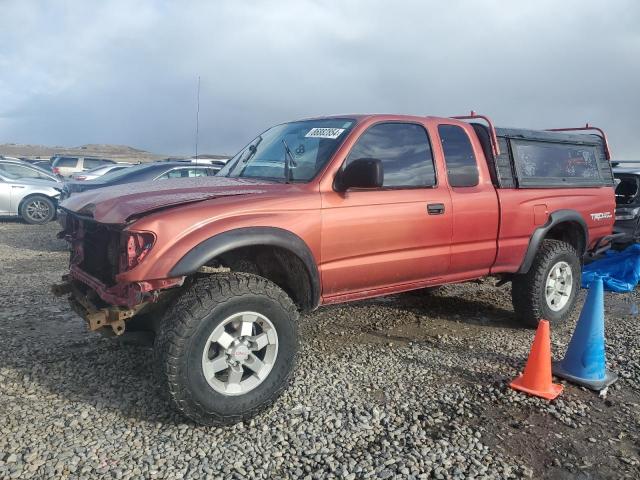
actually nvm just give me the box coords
[0,158,63,224]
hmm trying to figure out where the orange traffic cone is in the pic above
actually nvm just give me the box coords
[509,319,563,400]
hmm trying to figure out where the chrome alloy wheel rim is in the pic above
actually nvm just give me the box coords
[201,311,278,396]
[25,200,50,222]
[545,261,573,312]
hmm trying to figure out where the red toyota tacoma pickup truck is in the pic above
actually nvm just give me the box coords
[55,112,616,425]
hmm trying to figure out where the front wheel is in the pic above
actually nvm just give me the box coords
[512,239,581,328]
[154,273,298,425]
[20,195,55,224]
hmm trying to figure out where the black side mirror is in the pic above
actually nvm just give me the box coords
[334,158,383,192]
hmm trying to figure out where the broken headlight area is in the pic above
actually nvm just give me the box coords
[54,213,184,334]
[58,214,156,285]
[120,231,156,272]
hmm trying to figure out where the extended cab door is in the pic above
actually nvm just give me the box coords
[435,122,499,278]
[320,121,452,298]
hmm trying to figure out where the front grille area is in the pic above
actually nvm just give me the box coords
[78,221,121,286]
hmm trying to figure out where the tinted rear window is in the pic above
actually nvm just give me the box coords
[511,140,604,187]
[83,158,108,169]
[53,157,78,167]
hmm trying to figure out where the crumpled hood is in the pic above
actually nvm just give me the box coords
[60,176,276,224]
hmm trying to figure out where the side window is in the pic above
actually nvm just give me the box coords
[158,168,184,180]
[83,158,103,169]
[346,123,435,188]
[438,125,479,187]
[188,168,208,177]
[511,140,603,186]
[157,168,209,179]
[0,164,47,180]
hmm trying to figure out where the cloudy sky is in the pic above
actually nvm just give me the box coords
[1,0,638,158]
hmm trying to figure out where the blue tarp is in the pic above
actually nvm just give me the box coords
[582,243,640,292]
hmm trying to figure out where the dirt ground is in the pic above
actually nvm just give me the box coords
[0,220,638,479]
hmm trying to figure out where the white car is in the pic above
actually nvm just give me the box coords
[51,156,116,177]
[0,158,62,224]
[187,157,230,167]
[70,163,133,181]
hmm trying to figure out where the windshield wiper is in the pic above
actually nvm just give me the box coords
[225,136,262,177]
[281,139,297,184]
[243,136,262,164]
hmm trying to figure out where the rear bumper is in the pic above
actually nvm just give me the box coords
[613,219,640,245]
[585,232,627,261]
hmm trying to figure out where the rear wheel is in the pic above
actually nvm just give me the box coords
[20,195,55,224]
[512,239,581,328]
[154,273,298,425]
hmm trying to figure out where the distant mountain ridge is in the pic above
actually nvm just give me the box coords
[0,143,230,163]
[0,143,162,162]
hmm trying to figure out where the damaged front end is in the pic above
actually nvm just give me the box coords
[52,211,184,335]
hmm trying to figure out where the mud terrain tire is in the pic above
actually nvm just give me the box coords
[512,239,581,328]
[154,273,298,425]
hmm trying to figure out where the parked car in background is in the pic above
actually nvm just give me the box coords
[21,157,50,165]
[187,157,230,168]
[0,158,62,224]
[71,163,134,181]
[613,164,640,247]
[51,156,115,177]
[60,161,221,199]
[32,161,54,172]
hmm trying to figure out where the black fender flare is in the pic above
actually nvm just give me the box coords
[169,227,321,308]
[517,209,588,274]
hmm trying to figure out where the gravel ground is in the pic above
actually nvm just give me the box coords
[0,221,639,479]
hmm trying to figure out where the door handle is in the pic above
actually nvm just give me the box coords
[427,203,445,215]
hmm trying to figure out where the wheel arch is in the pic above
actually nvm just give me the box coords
[517,209,587,274]
[169,227,321,311]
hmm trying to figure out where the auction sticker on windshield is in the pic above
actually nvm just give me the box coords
[305,127,345,139]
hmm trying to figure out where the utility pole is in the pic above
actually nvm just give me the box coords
[194,75,200,163]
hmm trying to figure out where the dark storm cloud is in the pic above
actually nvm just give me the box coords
[0,0,639,157]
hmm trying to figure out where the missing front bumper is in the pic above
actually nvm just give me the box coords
[51,276,145,335]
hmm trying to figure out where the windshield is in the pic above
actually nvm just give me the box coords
[219,118,356,182]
